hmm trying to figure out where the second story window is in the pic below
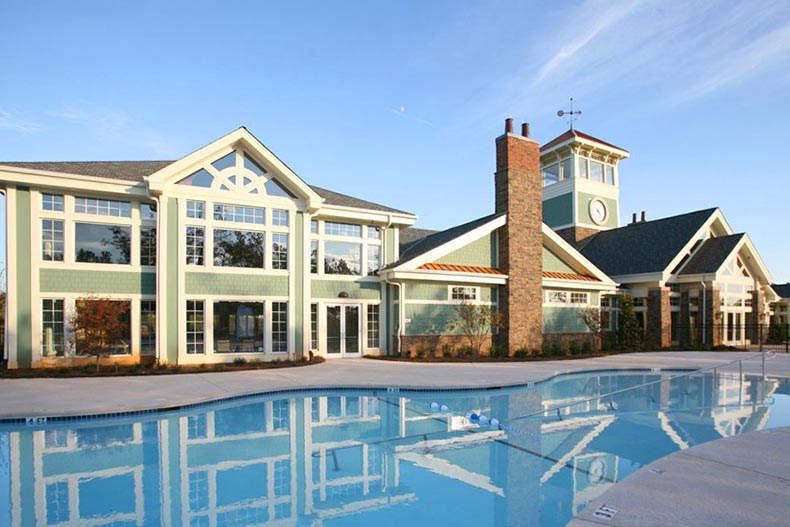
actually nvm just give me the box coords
[42,220,64,261]
[75,223,131,264]
[75,197,131,218]
[42,193,64,212]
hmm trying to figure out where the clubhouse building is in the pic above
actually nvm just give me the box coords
[0,120,779,368]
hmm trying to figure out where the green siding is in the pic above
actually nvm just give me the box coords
[405,283,494,302]
[385,227,396,265]
[310,280,381,300]
[294,212,304,354]
[436,233,497,267]
[185,273,289,296]
[166,197,179,364]
[16,187,32,367]
[543,193,573,227]
[542,247,576,274]
[404,304,460,335]
[543,306,591,333]
[577,192,618,229]
[40,269,156,294]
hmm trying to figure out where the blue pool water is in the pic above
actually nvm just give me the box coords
[2,369,790,527]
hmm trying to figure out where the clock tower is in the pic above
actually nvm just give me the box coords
[539,129,630,247]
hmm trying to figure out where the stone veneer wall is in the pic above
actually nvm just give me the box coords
[705,287,722,347]
[495,121,543,354]
[554,226,601,250]
[647,287,671,348]
[397,334,493,357]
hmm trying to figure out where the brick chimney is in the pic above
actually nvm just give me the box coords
[495,118,543,354]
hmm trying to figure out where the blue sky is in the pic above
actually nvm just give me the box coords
[1,0,789,282]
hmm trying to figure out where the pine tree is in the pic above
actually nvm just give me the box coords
[618,295,642,348]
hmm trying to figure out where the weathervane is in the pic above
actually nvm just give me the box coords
[557,97,582,131]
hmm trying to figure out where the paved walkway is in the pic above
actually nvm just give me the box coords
[0,351,788,419]
[1,351,789,527]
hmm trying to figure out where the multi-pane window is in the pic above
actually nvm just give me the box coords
[74,300,131,355]
[186,301,205,354]
[42,299,65,357]
[547,291,568,304]
[213,301,264,353]
[367,305,380,348]
[311,220,318,234]
[310,241,318,274]
[632,297,646,307]
[74,197,131,217]
[46,481,70,524]
[42,193,64,212]
[451,286,477,301]
[213,229,264,268]
[367,245,380,276]
[186,200,205,219]
[570,292,589,304]
[271,233,288,270]
[188,471,209,512]
[324,241,361,275]
[310,303,318,350]
[141,203,157,220]
[325,221,362,237]
[272,302,288,352]
[272,209,289,226]
[75,223,131,264]
[273,459,291,496]
[41,219,64,261]
[187,414,207,440]
[141,300,156,355]
[140,227,156,266]
[272,400,290,432]
[548,291,590,305]
[213,203,264,224]
[186,227,205,265]
[367,226,381,239]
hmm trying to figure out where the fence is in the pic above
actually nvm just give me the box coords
[673,323,789,353]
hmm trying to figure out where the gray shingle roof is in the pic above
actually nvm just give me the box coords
[399,227,439,254]
[580,208,717,277]
[772,283,790,299]
[386,213,504,269]
[0,160,412,215]
[679,234,744,275]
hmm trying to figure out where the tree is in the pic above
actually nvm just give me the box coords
[69,297,130,371]
[579,307,602,350]
[617,295,642,348]
[446,301,504,357]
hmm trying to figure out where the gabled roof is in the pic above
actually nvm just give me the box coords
[399,227,439,254]
[772,283,790,300]
[540,129,629,154]
[580,208,718,277]
[387,213,504,269]
[679,234,745,275]
[310,185,410,215]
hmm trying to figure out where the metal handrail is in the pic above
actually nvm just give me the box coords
[504,351,777,425]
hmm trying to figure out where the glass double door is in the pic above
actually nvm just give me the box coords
[326,305,361,357]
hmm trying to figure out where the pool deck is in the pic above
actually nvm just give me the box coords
[1,351,789,527]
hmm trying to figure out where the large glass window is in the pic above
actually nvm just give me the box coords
[42,219,64,261]
[367,245,380,276]
[367,305,380,348]
[272,209,289,226]
[213,229,265,268]
[325,222,362,237]
[75,223,131,264]
[186,301,204,354]
[186,200,205,219]
[310,241,318,274]
[42,299,65,357]
[271,233,288,270]
[141,300,156,355]
[542,163,560,186]
[272,302,288,353]
[140,227,156,266]
[213,203,264,225]
[42,193,64,212]
[186,227,205,265]
[324,241,361,275]
[74,197,131,217]
[605,165,615,185]
[213,302,264,353]
[590,161,604,183]
[560,158,571,180]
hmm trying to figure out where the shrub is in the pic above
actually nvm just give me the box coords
[617,295,643,348]
[569,341,580,355]
[551,342,562,356]
[514,348,529,359]
[232,357,248,365]
[581,341,593,354]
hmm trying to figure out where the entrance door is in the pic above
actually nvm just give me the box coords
[325,305,361,357]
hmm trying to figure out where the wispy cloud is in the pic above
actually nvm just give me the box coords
[0,108,42,133]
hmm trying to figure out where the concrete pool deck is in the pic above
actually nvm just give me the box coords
[1,351,789,527]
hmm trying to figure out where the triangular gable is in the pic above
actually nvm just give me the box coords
[146,127,322,210]
[679,233,774,290]
[543,224,617,287]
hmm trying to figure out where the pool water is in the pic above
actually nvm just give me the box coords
[2,370,789,527]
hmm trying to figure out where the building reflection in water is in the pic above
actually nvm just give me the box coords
[1,372,786,527]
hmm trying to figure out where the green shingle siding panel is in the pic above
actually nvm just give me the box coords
[435,233,497,267]
[543,193,573,228]
[404,304,459,335]
[16,187,32,368]
[543,246,576,274]
[310,280,381,300]
[543,306,591,333]
[166,198,179,364]
[40,270,156,294]
[185,273,289,296]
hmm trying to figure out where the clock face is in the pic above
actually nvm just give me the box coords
[590,199,608,226]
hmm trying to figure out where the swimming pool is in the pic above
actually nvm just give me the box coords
[1,369,788,527]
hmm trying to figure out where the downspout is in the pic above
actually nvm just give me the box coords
[700,278,707,345]
[381,214,404,356]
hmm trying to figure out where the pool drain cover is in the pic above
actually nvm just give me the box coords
[592,504,619,520]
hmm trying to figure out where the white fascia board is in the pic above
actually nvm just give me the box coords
[542,224,616,286]
[610,273,664,285]
[390,214,507,272]
[0,167,149,196]
[146,127,323,210]
[381,270,507,285]
[542,279,618,292]
[316,205,416,226]
[575,137,630,159]
[739,234,773,285]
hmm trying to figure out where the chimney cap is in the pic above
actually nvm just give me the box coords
[505,117,514,134]
[521,122,530,138]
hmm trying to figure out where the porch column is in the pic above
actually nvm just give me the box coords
[704,287,722,347]
[647,287,671,348]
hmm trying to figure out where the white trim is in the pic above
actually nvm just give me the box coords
[0,166,149,195]
[382,270,507,285]
[542,224,617,286]
[542,278,615,292]
[6,186,17,367]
